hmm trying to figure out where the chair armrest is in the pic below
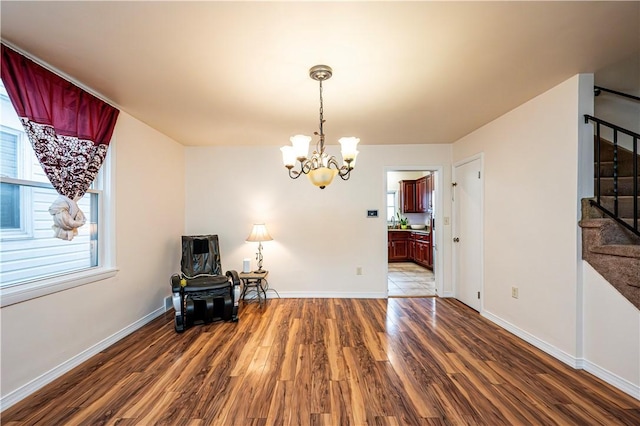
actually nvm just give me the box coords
[170,273,183,292]
[226,270,240,287]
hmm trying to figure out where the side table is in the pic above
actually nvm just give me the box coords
[238,270,269,306]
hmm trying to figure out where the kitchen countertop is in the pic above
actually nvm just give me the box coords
[388,228,430,235]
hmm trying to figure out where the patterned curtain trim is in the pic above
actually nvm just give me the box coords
[22,119,107,241]
[22,119,108,199]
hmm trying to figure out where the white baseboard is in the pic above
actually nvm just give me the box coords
[579,358,640,400]
[482,309,640,401]
[0,306,165,411]
[482,309,579,368]
[275,291,388,299]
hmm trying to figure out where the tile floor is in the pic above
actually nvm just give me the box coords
[388,262,436,297]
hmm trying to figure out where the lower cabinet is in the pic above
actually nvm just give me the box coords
[388,231,433,269]
[414,240,432,269]
[388,231,410,261]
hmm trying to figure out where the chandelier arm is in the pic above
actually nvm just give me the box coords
[287,166,303,179]
[326,156,342,170]
[338,167,352,180]
[301,159,313,174]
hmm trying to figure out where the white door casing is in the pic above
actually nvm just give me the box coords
[453,155,483,311]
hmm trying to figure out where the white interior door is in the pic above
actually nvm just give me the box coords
[453,157,483,311]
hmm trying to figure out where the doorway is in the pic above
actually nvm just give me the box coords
[386,169,438,297]
[452,155,483,311]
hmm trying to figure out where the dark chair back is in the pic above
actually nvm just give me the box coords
[181,235,222,276]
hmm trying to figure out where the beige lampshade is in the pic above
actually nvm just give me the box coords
[246,224,273,242]
[308,167,338,188]
[280,146,296,167]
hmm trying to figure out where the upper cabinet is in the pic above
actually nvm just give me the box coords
[401,180,417,213]
[401,175,432,213]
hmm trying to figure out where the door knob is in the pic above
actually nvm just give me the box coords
[453,237,460,242]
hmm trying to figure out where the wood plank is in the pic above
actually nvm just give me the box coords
[2,298,639,425]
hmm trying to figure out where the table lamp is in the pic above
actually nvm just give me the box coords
[246,224,273,273]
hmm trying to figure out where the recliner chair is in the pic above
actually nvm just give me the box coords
[170,235,240,332]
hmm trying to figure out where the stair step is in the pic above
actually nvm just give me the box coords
[598,159,637,177]
[590,244,640,260]
[622,217,639,228]
[580,209,640,308]
[595,138,639,162]
[598,196,640,218]
[595,176,640,196]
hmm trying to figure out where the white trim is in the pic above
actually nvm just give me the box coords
[0,267,118,307]
[275,291,387,299]
[482,309,640,401]
[383,165,445,299]
[0,306,165,411]
[0,124,116,307]
[579,358,640,401]
[452,153,484,312]
[482,309,578,368]
[0,40,119,110]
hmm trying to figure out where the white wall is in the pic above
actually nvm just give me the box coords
[185,144,452,297]
[582,262,640,397]
[594,53,640,152]
[452,75,586,358]
[452,73,640,399]
[0,112,185,403]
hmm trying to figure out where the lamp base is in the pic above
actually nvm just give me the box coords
[253,270,267,274]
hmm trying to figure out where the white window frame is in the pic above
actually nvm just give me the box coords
[0,51,119,308]
[1,125,34,239]
[0,139,118,308]
[387,190,397,223]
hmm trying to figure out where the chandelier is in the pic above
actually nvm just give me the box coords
[280,65,359,189]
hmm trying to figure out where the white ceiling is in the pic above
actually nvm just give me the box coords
[1,1,638,147]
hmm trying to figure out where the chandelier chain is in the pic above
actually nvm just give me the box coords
[318,79,325,152]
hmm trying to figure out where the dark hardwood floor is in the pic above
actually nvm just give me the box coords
[2,297,639,425]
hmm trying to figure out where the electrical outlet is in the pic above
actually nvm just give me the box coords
[356,266,363,275]
[511,286,519,299]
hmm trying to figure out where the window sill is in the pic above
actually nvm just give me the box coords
[0,267,119,308]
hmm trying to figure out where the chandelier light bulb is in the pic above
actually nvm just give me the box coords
[344,150,359,169]
[280,146,296,167]
[339,137,360,162]
[290,134,311,159]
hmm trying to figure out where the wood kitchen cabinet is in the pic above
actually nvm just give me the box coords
[388,231,410,261]
[389,230,433,269]
[416,176,427,213]
[411,232,432,269]
[400,180,417,213]
[425,174,433,213]
[402,175,431,213]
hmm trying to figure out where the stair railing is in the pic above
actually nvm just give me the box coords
[594,85,640,102]
[584,114,639,237]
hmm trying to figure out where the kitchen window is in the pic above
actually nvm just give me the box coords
[387,190,397,223]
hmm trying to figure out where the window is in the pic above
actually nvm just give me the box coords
[0,131,20,229]
[387,191,397,223]
[0,79,116,306]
